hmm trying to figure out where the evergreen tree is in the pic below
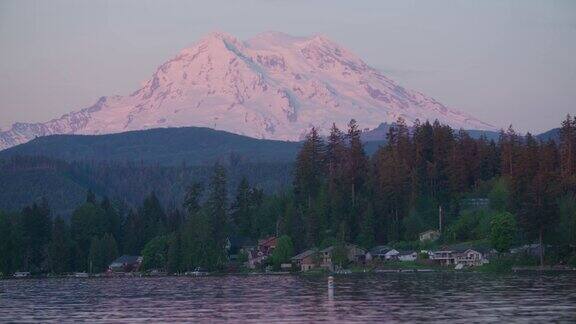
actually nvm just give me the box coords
[103,233,119,264]
[71,201,108,269]
[326,123,347,192]
[206,164,228,251]
[0,211,20,274]
[478,136,500,181]
[560,114,576,191]
[19,201,51,272]
[47,216,73,274]
[488,178,509,213]
[490,212,517,253]
[88,234,118,273]
[557,194,576,248]
[181,209,222,270]
[304,200,321,247]
[372,119,411,243]
[86,190,97,205]
[294,127,326,207]
[141,192,166,244]
[141,235,169,271]
[183,182,204,216]
[357,203,375,249]
[500,125,520,177]
[122,209,144,255]
[345,119,369,208]
[402,209,424,242]
[180,164,230,270]
[167,233,183,274]
[412,120,434,198]
[270,235,294,270]
[430,120,454,203]
[231,177,253,238]
[278,198,306,253]
[100,197,123,247]
[166,207,185,233]
[514,134,560,265]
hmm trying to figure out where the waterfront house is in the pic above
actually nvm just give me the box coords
[454,249,487,267]
[430,250,455,266]
[320,244,368,270]
[369,246,400,261]
[419,229,440,242]
[258,236,277,255]
[431,247,490,267]
[320,246,335,270]
[291,249,319,271]
[243,236,278,269]
[109,255,143,272]
[398,251,418,262]
[246,249,266,269]
[347,245,367,263]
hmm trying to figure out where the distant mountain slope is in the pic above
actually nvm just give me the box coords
[0,158,88,215]
[536,127,560,142]
[0,156,293,216]
[0,127,302,166]
[361,122,502,142]
[0,31,495,150]
[0,126,386,166]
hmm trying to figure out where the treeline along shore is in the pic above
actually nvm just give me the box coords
[1,116,575,276]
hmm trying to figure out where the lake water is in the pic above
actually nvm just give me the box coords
[1,273,575,323]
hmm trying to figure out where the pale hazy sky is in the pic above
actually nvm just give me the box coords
[0,0,575,133]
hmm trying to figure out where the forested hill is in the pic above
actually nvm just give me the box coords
[362,123,501,142]
[1,116,574,275]
[0,126,387,215]
[0,126,388,166]
[0,125,557,166]
[0,156,293,216]
[0,127,302,166]
[0,124,560,215]
[536,128,560,142]
[361,123,559,143]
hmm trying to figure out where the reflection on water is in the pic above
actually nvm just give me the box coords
[1,273,576,322]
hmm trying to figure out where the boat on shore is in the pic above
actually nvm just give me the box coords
[72,272,89,278]
[13,272,31,278]
[185,268,209,276]
[512,266,576,273]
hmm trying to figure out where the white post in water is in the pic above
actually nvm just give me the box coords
[328,275,334,300]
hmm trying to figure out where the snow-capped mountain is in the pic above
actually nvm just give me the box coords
[0,31,495,150]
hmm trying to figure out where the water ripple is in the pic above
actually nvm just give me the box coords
[1,273,575,323]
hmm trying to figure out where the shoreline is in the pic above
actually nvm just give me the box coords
[4,267,576,280]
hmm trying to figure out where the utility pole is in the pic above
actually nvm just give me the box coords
[439,205,443,233]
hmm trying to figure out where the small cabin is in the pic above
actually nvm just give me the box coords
[454,249,488,267]
[369,246,399,261]
[291,249,319,271]
[419,230,440,242]
[398,251,418,262]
